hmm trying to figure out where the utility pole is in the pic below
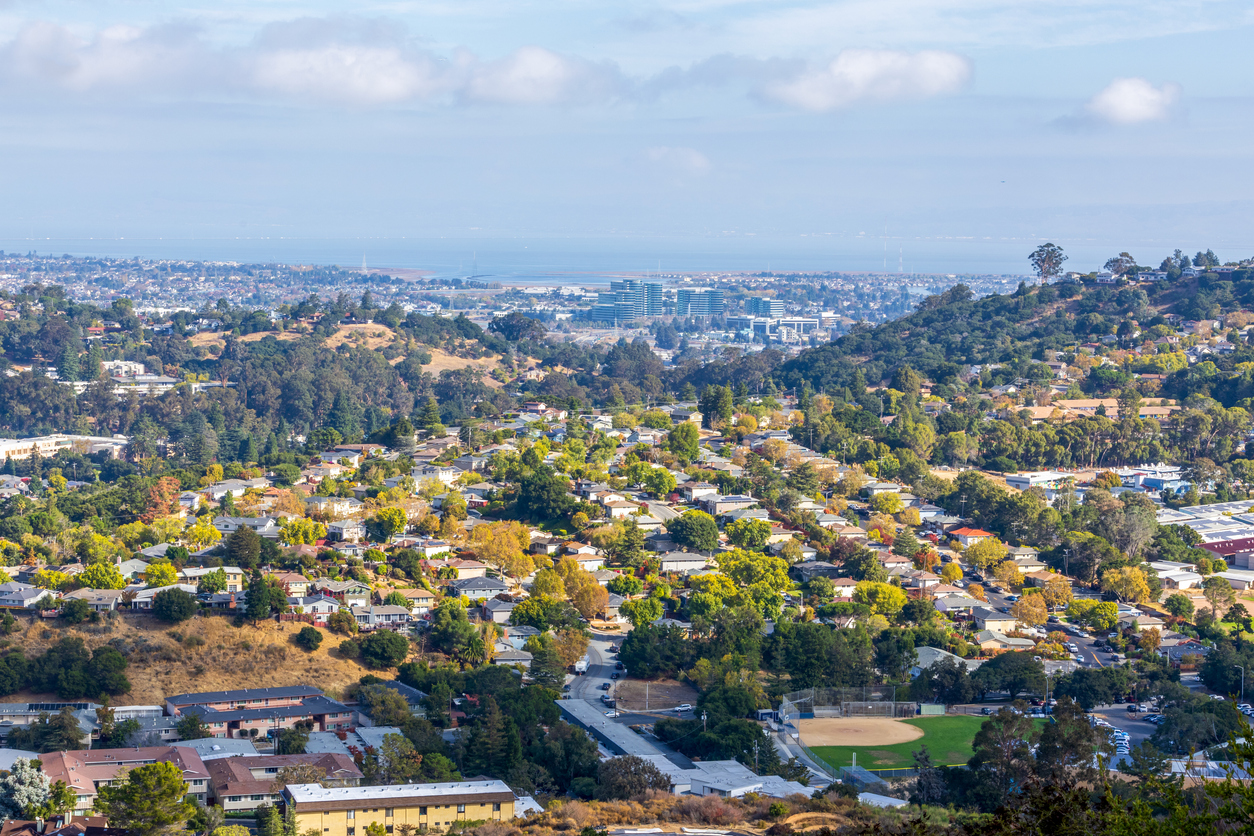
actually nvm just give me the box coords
[701,710,707,732]
[1238,665,1246,704]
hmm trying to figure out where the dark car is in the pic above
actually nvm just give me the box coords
[610,672,619,680]
[599,683,612,691]
[615,662,625,670]
[981,707,993,715]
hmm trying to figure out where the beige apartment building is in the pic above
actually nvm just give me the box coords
[283,781,515,834]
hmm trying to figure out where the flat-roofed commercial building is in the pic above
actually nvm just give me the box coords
[282,781,515,834]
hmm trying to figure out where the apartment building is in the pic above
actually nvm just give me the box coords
[282,781,515,835]
[41,746,210,816]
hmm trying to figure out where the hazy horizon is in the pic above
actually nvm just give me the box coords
[2,0,1253,273]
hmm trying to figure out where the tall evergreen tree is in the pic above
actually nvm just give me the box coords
[417,397,442,433]
[464,698,522,777]
[327,390,362,442]
[56,343,79,383]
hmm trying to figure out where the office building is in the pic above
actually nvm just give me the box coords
[589,279,663,322]
[746,297,784,317]
[676,288,724,316]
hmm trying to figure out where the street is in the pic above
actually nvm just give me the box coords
[568,632,618,704]
[979,586,1109,669]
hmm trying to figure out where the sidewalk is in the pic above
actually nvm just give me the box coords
[776,729,834,789]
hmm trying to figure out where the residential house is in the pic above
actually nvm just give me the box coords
[304,496,364,518]
[383,587,437,616]
[603,500,641,519]
[131,584,198,611]
[571,554,604,572]
[658,552,709,574]
[312,580,373,608]
[351,606,411,631]
[768,540,817,561]
[591,569,620,587]
[493,648,533,666]
[933,595,979,615]
[448,577,510,601]
[975,631,1035,651]
[267,572,311,597]
[424,557,487,578]
[1159,636,1211,663]
[681,483,718,502]
[790,562,842,583]
[696,495,757,516]
[412,465,461,485]
[0,582,57,609]
[950,527,994,547]
[415,541,459,559]
[972,607,1018,632]
[212,517,282,539]
[203,478,270,502]
[1118,612,1166,632]
[61,588,126,612]
[910,646,984,678]
[181,566,246,593]
[326,520,366,542]
[481,599,516,624]
[287,596,343,625]
[601,593,624,621]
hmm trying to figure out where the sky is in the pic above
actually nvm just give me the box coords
[2,0,1254,272]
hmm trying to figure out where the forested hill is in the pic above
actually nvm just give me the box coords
[778,270,1254,393]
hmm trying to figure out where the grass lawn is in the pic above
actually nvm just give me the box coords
[810,716,1050,771]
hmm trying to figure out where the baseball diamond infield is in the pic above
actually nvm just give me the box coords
[798,718,926,747]
[805,716,1015,770]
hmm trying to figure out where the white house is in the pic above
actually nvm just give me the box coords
[0,582,57,609]
[658,552,709,574]
[287,595,343,624]
[130,584,198,610]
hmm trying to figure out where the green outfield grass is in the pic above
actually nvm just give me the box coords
[809,715,1050,771]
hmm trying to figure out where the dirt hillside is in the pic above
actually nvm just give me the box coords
[0,614,382,704]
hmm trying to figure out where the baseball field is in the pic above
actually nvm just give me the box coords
[804,715,988,770]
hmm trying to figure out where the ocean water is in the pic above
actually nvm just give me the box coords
[0,234,1110,281]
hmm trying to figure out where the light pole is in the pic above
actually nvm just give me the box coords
[1237,665,1245,704]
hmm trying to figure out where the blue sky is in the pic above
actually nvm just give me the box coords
[2,0,1253,270]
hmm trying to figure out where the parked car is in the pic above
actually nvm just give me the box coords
[599,682,612,691]
[675,704,693,713]
[615,662,625,670]
[610,672,619,680]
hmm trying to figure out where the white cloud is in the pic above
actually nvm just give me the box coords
[463,46,624,105]
[1085,77,1181,125]
[764,49,972,112]
[4,21,207,91]
[645,145,711,175]
[250,46,449,105]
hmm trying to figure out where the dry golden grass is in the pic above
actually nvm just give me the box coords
[0,614,380,704]
[501,791,858,836]
[324,323,399,350]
